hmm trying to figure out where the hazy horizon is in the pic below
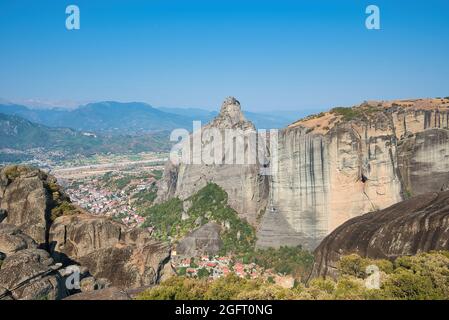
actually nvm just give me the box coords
[1,96,330,116]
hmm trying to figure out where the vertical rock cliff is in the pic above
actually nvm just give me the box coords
[0,166,171,299]
[158,97,449,250]
[157,97,269,226]
[257,98,449,250]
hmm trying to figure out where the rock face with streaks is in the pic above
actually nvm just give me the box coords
[157,97,269,226]
[257,98,449,249]
[159,97,449,250]
[310,190,449,279]
[48,214,171,289]
[176,222,223,257]
[48,215,124,262]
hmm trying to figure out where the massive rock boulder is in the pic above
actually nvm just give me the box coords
[49,214,171,289]
[310,190,449,279]
[256,98,449,249]
[0,224,37,256]
[0,249,66,300]
[48,215,124,262]
[77,242,170,290]
[158,98,449,250]
[0,165,73,246]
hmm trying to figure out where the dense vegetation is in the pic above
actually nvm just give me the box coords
[142,197,184,239]
[132,184,158,209]
[239,246,314,281]
[142,183,256,255]
[138,251,449,300]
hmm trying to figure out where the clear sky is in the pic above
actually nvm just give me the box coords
[1,0,448,112]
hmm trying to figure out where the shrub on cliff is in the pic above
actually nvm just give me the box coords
[331,107,360,121]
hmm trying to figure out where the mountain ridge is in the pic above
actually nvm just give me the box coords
[0,100,302,134]
[0,112,170,161]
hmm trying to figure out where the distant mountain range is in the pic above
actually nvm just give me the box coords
[0,112,170,162]
[0,101,190,134]
[0,101,303,135]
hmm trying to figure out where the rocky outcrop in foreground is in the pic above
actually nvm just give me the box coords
[0,166,171,300]
[310,191,449,279]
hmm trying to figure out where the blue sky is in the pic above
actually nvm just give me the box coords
[0,0,448,112]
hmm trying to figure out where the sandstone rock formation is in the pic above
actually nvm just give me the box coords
[63,287,131,300]
[159,98,449,250]
[0,224,37,256]
[0,248,66,300]
[157,97,269,226]
[176,222,223,256]
[48,214,124,262]
[310,190,449,279]
[49,214,171,289]
[0,166,171,299]
[0,166,58,245]
[77,241,170,289]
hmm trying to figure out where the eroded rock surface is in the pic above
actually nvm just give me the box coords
[49,214,124,262]
[49,214,171,289]
[0,224,37,256]
[0,166,53,245]
[77,242,170,290]
[176,222,223,256]
[0,165,171,299]
[157,97,269,226]
[310,191,449,279]
[255,99,449,249]
[63,287,131,300]
[158,98,449,250]
[0,249,66,300]
[0,165,74,246]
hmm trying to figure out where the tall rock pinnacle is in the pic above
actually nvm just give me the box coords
[209,97,254,130]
